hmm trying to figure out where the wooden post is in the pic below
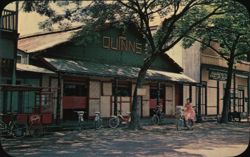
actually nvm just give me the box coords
[189,85,192,102]
[56,72,61,124]
[205,84,208,116]
[197,85,202,122]
[248,75,250,116]
[242,90,245,112]
[114,78,118,116]
[217,80,220,115]
[157,82,160,107]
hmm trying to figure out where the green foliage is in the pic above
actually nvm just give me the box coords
[21,0,225,52]
[22,0,55,17]
[182,1,250,61]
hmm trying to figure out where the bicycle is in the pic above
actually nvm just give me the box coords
[108,111,131,128]
[28,114,44,137]
[94,112,102,130]
[151,107,165,125]
[0,113,26,138]
[74,111,85,131]
[175,106,194,131]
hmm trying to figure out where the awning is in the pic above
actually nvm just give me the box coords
[44,58,196,83]
[17,63,55,74]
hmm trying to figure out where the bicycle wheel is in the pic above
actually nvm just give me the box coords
[13,124,26,138]
[95,119,102,130]
[29,124,43,137]
[151,115,159,125]
[0,121,6,135]
[108,117,119,128]
[176,118,184,131]
[186,119,193,130]
[77,121,86,131]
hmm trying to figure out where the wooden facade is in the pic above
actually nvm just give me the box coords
[16,26,195,121]
[168,41,250,119]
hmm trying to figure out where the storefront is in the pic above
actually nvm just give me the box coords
[168,41,250,118]
[200,61,249,116]
[18,25,196,121]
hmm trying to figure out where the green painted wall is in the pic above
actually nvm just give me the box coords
[41,27,179,72]
[0,78,39,113]
[0,37,14,59]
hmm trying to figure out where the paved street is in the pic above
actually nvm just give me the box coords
[1,122,249,157]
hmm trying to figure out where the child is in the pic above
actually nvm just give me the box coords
[184,98,196,122]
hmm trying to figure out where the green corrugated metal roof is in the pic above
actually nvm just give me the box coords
[44,58,196,83]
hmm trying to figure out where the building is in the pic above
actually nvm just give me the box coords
[0,8,56,119]
[168,41,250,118]
[18,25,196,121]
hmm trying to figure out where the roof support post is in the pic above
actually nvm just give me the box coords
[113,78,118,116]
[197,85,202,122]
[217,80,220,115]
[56,72,62,124]
[189,84,192,102]
[156,82,161,108]
[248,75,250,117]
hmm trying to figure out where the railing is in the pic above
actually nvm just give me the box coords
[0,9,17,32]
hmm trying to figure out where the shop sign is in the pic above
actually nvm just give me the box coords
[209,70,227,81]
[137,88,146,96]
[103,36,142,54]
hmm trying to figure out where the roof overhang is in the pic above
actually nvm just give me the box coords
[43,57,196,84]
[16,63,55,74]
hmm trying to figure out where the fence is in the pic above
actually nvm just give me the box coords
[0,9,17,32]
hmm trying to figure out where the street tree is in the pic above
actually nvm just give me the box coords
[181,1,250,123]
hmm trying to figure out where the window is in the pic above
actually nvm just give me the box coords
[0,58,13,76]
[63,83,87,96]
[150,85,165,99]
[112,81,131,97]
[16,54,21,63]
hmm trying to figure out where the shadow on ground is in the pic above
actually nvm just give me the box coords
[1,122,249,157]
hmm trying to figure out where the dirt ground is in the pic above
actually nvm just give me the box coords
[1,121,249,157]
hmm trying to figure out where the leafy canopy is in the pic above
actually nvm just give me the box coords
[22,0,225,52]
[181,1,250,61]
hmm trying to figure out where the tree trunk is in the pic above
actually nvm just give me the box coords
[220,58,234,123]
[128,52,159,130]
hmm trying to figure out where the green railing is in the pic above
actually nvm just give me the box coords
[0,9,17,32]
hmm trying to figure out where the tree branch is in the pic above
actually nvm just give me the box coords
[161,4,223,53]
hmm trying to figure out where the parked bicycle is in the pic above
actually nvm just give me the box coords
[28,114,44,137]
[0,113,26,138]
[74,111,85,131]
[175,106,194,130]
[94,112,102,130]
[108,111,131,128]
[151,107,165,125]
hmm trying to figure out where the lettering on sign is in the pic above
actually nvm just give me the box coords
[103,36,142,54]
[209,70,227,81]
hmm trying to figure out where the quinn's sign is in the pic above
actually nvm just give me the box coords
[103,36,143,54]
